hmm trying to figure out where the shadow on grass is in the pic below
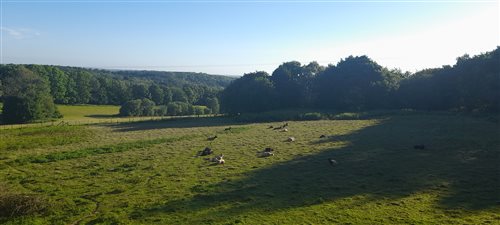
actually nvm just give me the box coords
[100,116,245,132]
[85,114,119,119]
[143,116,499,220]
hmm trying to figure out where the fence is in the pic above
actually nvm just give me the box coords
[0,114,220,130]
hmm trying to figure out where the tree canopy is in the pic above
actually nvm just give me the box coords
[1,65,60,123]
[221,47,499,114]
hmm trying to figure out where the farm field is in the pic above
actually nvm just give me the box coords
[56,105,120,121]
[0,105,205,129]
[0,113,499,224]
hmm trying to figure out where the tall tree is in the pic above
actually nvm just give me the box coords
[1,66,60,123]
[149,84,164,105]
[206,97,220,114]
[271,61,303,108]
[221,71,275,114]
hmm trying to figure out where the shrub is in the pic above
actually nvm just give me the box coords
[119,99,142,116]
[167,102,191,116]
[0,186,49,218]
[119,99,156,116]
[140,98,155,116]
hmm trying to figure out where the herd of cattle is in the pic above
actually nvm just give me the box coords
[196,122,335,166]
[197,122,426,166]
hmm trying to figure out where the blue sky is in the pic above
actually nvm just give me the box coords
[1,0,498,75]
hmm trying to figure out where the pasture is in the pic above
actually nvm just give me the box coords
[0,105,193,129]
[0,113,498,224]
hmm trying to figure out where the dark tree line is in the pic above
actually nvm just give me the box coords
[0,65,229,123]
[221,47,499,114]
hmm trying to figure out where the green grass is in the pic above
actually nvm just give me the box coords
[0,113,498,224]
[56,105,120,121]
[1,104,215,129]
[15,134,198,164]
[0,126,91,152]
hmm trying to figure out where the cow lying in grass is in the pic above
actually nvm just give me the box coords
[198,147,213,156]
[208,154,225,164]
[207,135,218,141]
[257,147,275,157]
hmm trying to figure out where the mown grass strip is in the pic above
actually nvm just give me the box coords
[14,135,197,164]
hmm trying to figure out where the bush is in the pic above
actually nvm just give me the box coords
[0,186,49,218]
[141,99,155,116]
[119,99,156,116]
[167,101,191,116]
[120,99,142,116]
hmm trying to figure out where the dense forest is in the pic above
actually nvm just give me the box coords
[221,47,499,114]
[0,65,233,123]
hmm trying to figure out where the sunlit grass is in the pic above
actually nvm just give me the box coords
[0,113,498,224]
[56,105,120,120]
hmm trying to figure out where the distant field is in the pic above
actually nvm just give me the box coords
[56,105,120,121]
[0,104,196,129]
[0,113,498,224]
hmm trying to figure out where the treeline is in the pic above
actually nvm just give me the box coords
[221,47,499,113]
[0,65,231,123]
[0,65,231,106]
[119,99,213,117]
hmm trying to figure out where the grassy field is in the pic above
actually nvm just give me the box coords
[56,105,120,121]
[0,104,199,129]
[0,113,498,224]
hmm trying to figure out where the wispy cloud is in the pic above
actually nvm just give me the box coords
[1,27,40,39]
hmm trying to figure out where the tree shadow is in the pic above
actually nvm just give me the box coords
[85,114,119,119]
[100,116,245,132]
[142,115,499,221]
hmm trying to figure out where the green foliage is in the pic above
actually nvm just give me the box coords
[166,101,190,116]
[131,84,151,100]
[191,105,206,115]
[221,71,276,114]
[1,66,60,124]
[0,65,233,120]
[149,84,164,105]
[119,99,156,117]
[140,99,155,116]
[154,105,168,116]
[315,55,401,110]
[222,47,499,114]
[206,97,220,114]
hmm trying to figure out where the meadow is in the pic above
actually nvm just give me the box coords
[0,104,199,129]
[0,112,498,224]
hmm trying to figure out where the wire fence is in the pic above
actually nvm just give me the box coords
[0,114,220,130]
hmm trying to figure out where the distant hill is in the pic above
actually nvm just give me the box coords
[0,64,236,107]
[57,66,236,89]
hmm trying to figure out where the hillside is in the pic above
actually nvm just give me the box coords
[0,64,235,107]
